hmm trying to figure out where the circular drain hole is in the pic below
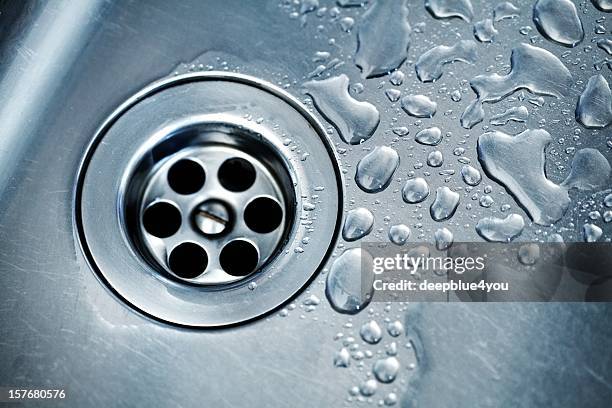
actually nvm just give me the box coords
[218,157,256,192]
[78,72,342,327]
[169,242,208,279]
[220,240,259,276]
[142,201,181,238]
[244,196,283,233]
[167,158,206,195]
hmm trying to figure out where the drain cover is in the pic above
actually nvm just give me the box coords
[76,72,343,327]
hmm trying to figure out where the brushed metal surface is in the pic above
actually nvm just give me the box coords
[0,1,611,407]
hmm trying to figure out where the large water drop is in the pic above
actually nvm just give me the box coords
[402,177,430,203]
[575,74,612,129]
[389,224,411,245]
[304,74,380,144]
[360,320,383,344]
[415,40,478,82]
[373,357,400,383]
[561,148,611,190]
[434,227,454,250]
[474,19,498,43]
[478,129,570,225]
[401,94,437,118]
[415,127,443,145]
[494,2,520,21]
[591,0,612,12]
[461,44,572,129]
[583,223,603,242]
[461,165,482,186]
[343,208,375,241]
[326,248,374,314]
[430,187,460,221]
[476,214,525,242]
[490,106,529,126]
[533,0,584,47]
[355,0,411,78]
[355,146,400,193]
[425,0,474,22]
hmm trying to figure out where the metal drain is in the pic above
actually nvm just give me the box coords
[138,145,288,284]
[76,72,343,327]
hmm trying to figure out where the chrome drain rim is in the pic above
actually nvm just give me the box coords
[76,72,343,327]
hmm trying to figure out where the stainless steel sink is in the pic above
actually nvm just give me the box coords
[1,1,611,406]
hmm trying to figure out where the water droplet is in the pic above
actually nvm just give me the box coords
[360,379,378,396]
[389,70,405,86]
[575,74,612,129]
[360,320,383,344]
[416,40,478,82]
[461,165,482,186]
[334,347,351,367]
[592,0,612,12]
[427,150,444,167]
[474,19,498,43]
[343,208,375,241]
[303,202,316,211]
[402,177,430,203]
[490,106,529,125]
[451,90,462,102]
[597,39,612,56]
[355,146,400,193]
[479,195,493,208]
[385,88,402,102]
[401,95,437,118]
[304,74,380,144]
[548,233,564,243]
[373,357,400,383]
[461,44,573,129]
[392,126,410,136]
[561,148,611,191]
[478,129,570,225]
[355,0,411,78]
[384,322,403,338]
[533,0,584,48]
[384,393,399,406]
[434,227,454,250]
[303,294,321,306]
[425,0,474,22]
[430,187,460,221]
[494,2,520,21]
[389,224,411,245]
[518,243,540,265]
[326,248,375,314]
[604,210,612,223]
[604,193,612,208]
[299,0,319,14]
[583,223,603,242]
[476,214,525,242]
[415,127,443,145]
[339,16,355,32]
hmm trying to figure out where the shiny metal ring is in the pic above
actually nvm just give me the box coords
[76,72,343,327]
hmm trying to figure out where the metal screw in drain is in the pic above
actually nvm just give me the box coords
[76,72,343,327]
[194,200,231,236]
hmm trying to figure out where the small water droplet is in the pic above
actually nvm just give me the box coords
[401,95,437,118]
[343,208,375,241]
[373,357,400,383]
[430,187,460,221]
[360,320,383,344]
[402,178,430,204]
